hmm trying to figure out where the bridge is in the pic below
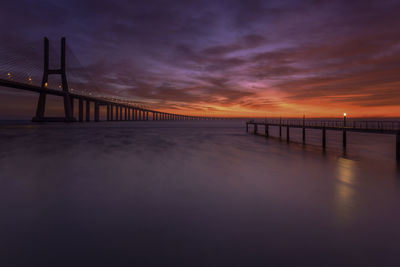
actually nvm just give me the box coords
[247,118,400,161]
[0,37,222,122]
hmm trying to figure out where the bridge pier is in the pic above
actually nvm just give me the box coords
[79,98,83,122]
[265,124,269,137]
[322,125,326,149]
[343,129,347,150]
[86,101,90,122]
[254,124,258,135]
[116,105,119,121]
[94,102,99,122]
[286,126,290,143]
[106,104,110,121]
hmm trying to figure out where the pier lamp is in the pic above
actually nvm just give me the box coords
[343,113,347,127]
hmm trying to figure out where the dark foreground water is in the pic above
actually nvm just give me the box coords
[0,120,399,266]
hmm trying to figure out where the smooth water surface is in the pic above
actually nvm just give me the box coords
[0,121,399,266]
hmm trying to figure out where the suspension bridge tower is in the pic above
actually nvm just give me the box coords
[32,37,75,122]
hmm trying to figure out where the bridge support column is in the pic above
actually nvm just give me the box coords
[79,98,83,122]
[86,101,90,122]
[111,105,114,121]
[119,106,122,120]
[343,129,347,150]
[246,123,248,132]
[254,124,258,135]
[322,125,326,149]
[124,107,127,121]
[265,124,269,137]
[94,102,99,122]
[107,104,110,121]
[128,108,131,120]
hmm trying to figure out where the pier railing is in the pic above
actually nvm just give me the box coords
[246,119,400,160]
[247,119,400,133]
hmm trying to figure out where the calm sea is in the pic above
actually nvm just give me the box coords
[0,120,399,266]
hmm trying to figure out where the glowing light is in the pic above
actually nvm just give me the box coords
[44,82,48,87]
[344,113,347,117]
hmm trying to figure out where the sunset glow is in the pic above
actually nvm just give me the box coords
[1,0,400,118]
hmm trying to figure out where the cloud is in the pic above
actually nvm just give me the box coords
[1,0,400,116]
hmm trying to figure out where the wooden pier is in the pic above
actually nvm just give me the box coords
[246,118,400,161]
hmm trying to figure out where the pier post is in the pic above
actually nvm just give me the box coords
[322,124,326,149]
[94,102,99,122]
[396,131,400,162]
[128,108,131,120]
[343,129,347,149]
[254,124,258,135]
[265,124,269,137]
[286,126,290,143]
[86,101,90,122]
[79,98,83,122]
[246,122,248,132]
[302,115,306,144]
[279,118,282,139]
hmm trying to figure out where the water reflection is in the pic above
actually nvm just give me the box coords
[334,157,357,225]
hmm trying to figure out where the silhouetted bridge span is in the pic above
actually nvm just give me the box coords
[246,119,400,160]
[0,77,221,122]
[0,37,223,122]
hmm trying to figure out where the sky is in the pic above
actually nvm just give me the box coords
[0,0,400,118]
